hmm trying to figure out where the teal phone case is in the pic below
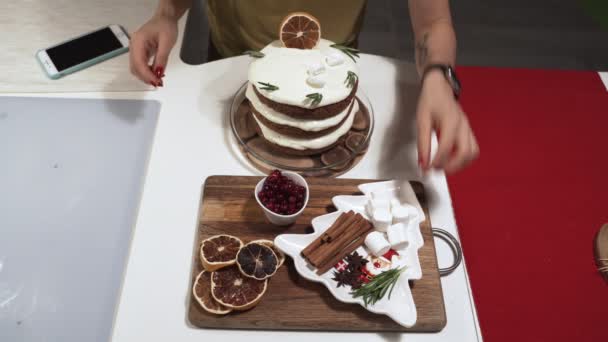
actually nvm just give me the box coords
[37,26,130,80]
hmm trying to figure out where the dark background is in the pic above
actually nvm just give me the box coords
[180,0,608,70]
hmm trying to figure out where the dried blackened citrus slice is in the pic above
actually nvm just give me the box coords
[211,266,267,310]
[192,270,232,315]
[200,235,243,271]
[250,239,286,268]
[236,242,279,280]
[279,12,321,49]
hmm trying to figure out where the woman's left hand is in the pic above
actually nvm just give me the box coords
[415,69,479,174]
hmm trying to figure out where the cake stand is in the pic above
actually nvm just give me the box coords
[229,82,374,177]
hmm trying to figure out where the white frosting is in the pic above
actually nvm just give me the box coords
[325,52,345,66]
[307,62,325,76]
[253,100,359,150]
[248,39,358,108]
[306,75,326,88]
[246,84,353,132]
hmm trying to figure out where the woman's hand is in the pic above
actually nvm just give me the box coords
[416,70,479,174]
[129,13,178,86]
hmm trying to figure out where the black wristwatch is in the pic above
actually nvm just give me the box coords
[422,64,461,99]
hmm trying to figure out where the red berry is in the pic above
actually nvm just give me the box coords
[296,201,303,208]
[288,196,296,203]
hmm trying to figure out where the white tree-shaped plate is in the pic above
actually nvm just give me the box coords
[274,180,426,328]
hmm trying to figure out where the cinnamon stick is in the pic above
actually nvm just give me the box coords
[307,214,366,266]
[316,233,370,275]
[315,221,372,269]
[310,216,372,267]
[301,211,353,258]
[321,212,361,243]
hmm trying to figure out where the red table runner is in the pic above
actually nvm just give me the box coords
[450,67,608,342]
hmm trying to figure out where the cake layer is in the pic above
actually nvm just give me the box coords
[253,81,357,120]
[251,99,354,139]
[246,83,354,133]
[252,99,359,152]
[248,39,358,109]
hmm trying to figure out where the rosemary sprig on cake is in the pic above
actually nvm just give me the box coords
[305,92,323,106]
[351,267,406,307]
[243,50,265,58]
[257,82,279,91]
[345,71,358,88]
[330,44,360,62]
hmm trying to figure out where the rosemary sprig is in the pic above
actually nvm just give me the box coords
[243,50,265,58]
[351,267,406,307]
[257,82,279,91]
[330,44,360,63]
[345,71,358,88]
[305,92,323,106]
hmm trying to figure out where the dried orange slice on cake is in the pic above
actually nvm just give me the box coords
[279,12,321,49]
[192,270,232,315]
[200,235,243,271]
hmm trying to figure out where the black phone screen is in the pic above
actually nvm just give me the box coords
[47,27,124,71]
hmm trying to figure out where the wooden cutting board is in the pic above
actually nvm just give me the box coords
[187,176,446,332]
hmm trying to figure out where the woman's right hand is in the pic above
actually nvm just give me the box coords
[129,13,178,86]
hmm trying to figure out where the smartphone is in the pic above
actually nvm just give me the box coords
[36,25,130,79]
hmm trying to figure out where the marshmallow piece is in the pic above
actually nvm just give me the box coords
[325,52,345,66]
[387,223,409,249]
[365,198,375,217]
[391,200,418,224]
[372,208,392,232]
[307,62,325,76]
[371,190,392,200]
[365,231,391,256]
[306,75,326,88]
[366,197,390,218]
[372,197,390,211]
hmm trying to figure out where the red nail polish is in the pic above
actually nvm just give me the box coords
[155,66,164,78]
[149,81,157,87]
[158,79,164,87]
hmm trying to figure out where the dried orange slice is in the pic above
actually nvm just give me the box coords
[211,266,268,311]
[236,242,279,280]
[279,12,321,49]
[200,235,243,271]
[192,270,232,315]
[249,239,286,268]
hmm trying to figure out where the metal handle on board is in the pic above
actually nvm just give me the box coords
[432,227,463,277]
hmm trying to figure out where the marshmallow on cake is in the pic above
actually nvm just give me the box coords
[246,39,360,156]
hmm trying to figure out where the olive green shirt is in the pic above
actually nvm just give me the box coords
[206,0,367,57]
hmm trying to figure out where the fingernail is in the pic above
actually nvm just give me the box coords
[154,66,164,78]
[149,81,157,88]
[418,155,426,169]
[158,79,164,87]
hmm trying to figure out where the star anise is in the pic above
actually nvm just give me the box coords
[345,251,368,272]
[332,270,349,288]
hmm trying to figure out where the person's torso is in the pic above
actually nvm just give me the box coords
[206,0,367,57]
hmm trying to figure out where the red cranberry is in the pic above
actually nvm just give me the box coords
[288,196,296,203]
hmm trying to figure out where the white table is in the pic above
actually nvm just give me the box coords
[2,54,482,342]
[1,12,483,342]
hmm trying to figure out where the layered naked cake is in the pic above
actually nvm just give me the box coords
[246,39,361,156]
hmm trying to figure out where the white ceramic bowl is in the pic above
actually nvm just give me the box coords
[254,171,309,226]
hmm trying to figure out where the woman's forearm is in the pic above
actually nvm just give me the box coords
[156,0,192,20]
[408,0,456,75]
